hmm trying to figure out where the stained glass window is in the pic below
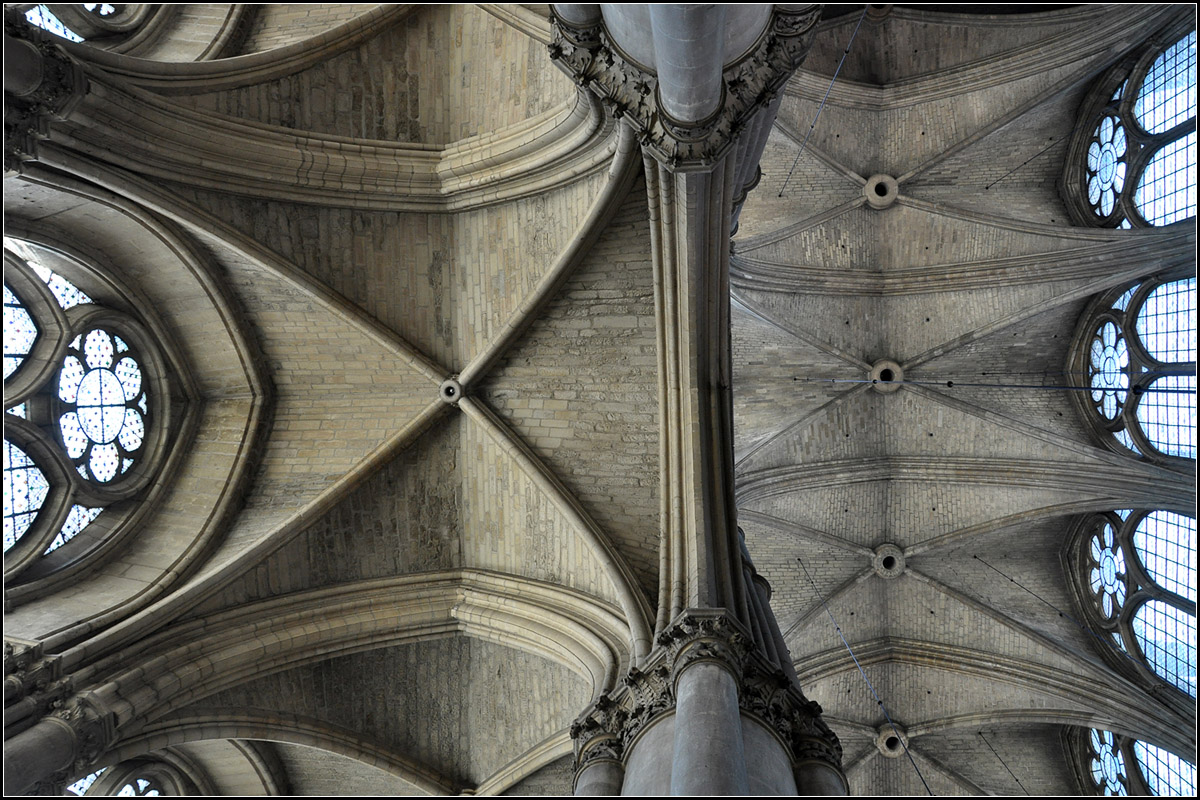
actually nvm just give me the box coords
[3,284,38,380]
[1089,728,1130,796]
[1136,375,1196,460]
[4,440,49,552]
[67,769,105,797]
[1073,511,1197,701]
[1089,321,1129,420]
[1074,31,1196,227]
[4,238,167,572]
[1133,741,1197,797]
[1087,116,1128,217]
[1137,278,1196,362]
[1135,31,1197,135]
[1132,600,1196,696]
[1134,512,1197,602]
[58,329,148,483]
[23,5,83,41]
[1080,278,1196,463]
[1135,132,1197,226]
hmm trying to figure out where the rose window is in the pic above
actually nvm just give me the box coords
[1088,321,1129,420]
[4,237,177,584]
[58,329,148,483]
[1066,30,1195,228]
[1090,728,1129,796]
[1087,116,1128,217]
[1089,521,1127,620]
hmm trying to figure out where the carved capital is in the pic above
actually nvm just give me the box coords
[49,695,117,774]
[548,5,820,169]
[4,640,65,707]
[4,18,87,174]
[659,610,751,684]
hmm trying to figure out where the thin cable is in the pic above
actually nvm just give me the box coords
[791,377,1194,394]
[978,730,1029,795]
[985,137,1062,190]
[779,7,868,197]
[796,555,934,795]
[972,555,1149,672]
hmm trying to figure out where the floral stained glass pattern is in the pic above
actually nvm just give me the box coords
[1090,522,1127,620]
[58,329,148,483]
[1088,116,1128,217]
[1089,321,1128,419]
[1090,729,1129,796]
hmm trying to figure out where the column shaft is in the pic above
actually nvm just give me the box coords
[670,662,748,795]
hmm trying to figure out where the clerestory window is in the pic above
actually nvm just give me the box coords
[1081,727,1196,797]
[1071,275,1195,464]
[1065,29,1196,228]
[3,237,175,585]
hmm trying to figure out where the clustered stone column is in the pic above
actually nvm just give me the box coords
[4,641,116,795]
[570,611,846,796]
[548,4,821,170]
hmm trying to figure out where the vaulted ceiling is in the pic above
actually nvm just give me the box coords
[5,3,1195,796]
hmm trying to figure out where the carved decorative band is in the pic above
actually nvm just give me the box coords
[547,6,820,168]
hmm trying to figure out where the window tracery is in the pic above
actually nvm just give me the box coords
[1070,510,1196,698]
[3,237,176,584]
[1070,275,1196,464]
[1078,727,1196,797]
[1064,29,1196,227]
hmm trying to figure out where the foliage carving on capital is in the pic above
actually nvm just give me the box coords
[4,14,88,174]
[50,696,117,774]
[570,693,628,770]
[739,652,844,772]
[547,5,820,169]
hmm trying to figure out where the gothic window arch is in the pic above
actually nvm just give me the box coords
[1069,509,1196,698]
[3,236,179,586]
[1067,273,1196,465]
[1064,27,1196,228]
[1071,726,1197,797]
[1064,506,1197,796]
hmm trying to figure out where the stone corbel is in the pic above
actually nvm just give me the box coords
[548,5,820,169]
[4,13,88,175]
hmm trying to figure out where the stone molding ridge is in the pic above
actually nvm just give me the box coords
[4,16,88,174]
[548,6,820,169]
[569,610,843,774]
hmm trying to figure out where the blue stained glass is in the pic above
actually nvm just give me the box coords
[1091,728,1130,795]
[1137,279,1196,363]
[67,769,105,796]
[23,5,84,41]
[1136,374,1196,459]
[44,506,104,554]
[1133,741,1196,797]
[1135,32,1196,135]
[1134,512,1196,602]
[1114,428,1141,454]
[1113,285,1140,312]
[4,284,38,380]
[1136,132,1197,226]
[1132,600,1196,697]
[4,439,49,552]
